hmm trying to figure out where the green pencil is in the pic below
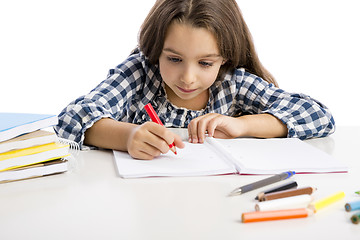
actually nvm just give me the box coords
[356,191,360,195]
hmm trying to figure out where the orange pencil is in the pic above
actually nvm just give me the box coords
[242,208,313,223]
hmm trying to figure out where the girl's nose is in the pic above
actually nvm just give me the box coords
[181,64,196,84]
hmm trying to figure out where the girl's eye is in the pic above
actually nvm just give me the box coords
[199,61,213,67]
[168,57,182,63]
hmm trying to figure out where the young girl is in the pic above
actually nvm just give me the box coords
[55,0,335,160]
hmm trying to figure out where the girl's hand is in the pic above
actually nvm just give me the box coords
[187,113,288,143]
[127,122,185,160]
[187,113,244,143]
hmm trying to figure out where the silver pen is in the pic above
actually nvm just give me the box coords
[228,171,296,196]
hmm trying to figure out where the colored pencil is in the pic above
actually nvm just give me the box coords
[351,212,360,224]
[345,200,360,212]
[255,194,313,212]
[308,191,345,212]
[242,208,312,223]
[144,103,177,154]
[259,186,316,201]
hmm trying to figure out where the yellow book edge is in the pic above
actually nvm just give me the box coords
[0,142,69,161]
[0,154,70,172]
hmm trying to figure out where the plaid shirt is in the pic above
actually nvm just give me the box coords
[55,48,335,148]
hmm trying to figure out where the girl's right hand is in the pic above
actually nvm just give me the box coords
[126,122,185,160]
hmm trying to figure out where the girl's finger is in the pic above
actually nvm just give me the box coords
[196,114,218,143]
[187,119,199,143]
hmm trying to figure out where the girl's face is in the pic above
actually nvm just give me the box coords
[159,22,225,110]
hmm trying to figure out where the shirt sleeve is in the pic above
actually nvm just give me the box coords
[236,71,335,140]
[54,51,151,148]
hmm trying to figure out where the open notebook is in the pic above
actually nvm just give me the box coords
[113,137,348,178]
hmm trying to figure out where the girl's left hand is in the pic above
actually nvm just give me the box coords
[187,113,243,143]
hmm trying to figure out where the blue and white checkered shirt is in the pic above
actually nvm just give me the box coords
[55,48,335,148]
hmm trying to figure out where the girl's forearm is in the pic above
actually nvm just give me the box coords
[237,114,288,138]
[84,118,136,151]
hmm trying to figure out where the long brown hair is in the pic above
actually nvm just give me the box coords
[139,0,278,87]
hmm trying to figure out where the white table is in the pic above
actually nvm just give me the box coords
[1,126,359,240]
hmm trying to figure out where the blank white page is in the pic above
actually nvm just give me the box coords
[113,140,236,178]
[213,138,348,174]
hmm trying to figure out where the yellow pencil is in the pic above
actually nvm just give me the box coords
[309,191,345,212]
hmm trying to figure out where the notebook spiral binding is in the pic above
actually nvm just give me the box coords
[57,138,81,172]
[57,138,80,151]
[57,137,80,158]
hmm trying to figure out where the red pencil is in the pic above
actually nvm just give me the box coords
[144,103,177,155]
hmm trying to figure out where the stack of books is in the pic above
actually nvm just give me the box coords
[0,113,70,183]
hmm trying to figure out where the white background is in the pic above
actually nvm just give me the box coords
[0,0,359,126]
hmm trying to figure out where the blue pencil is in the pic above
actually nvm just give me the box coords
[345,200,360,212]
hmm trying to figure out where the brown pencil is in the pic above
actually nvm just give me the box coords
[259,186,317,201]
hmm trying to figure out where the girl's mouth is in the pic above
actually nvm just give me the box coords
[177,86,197,93]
